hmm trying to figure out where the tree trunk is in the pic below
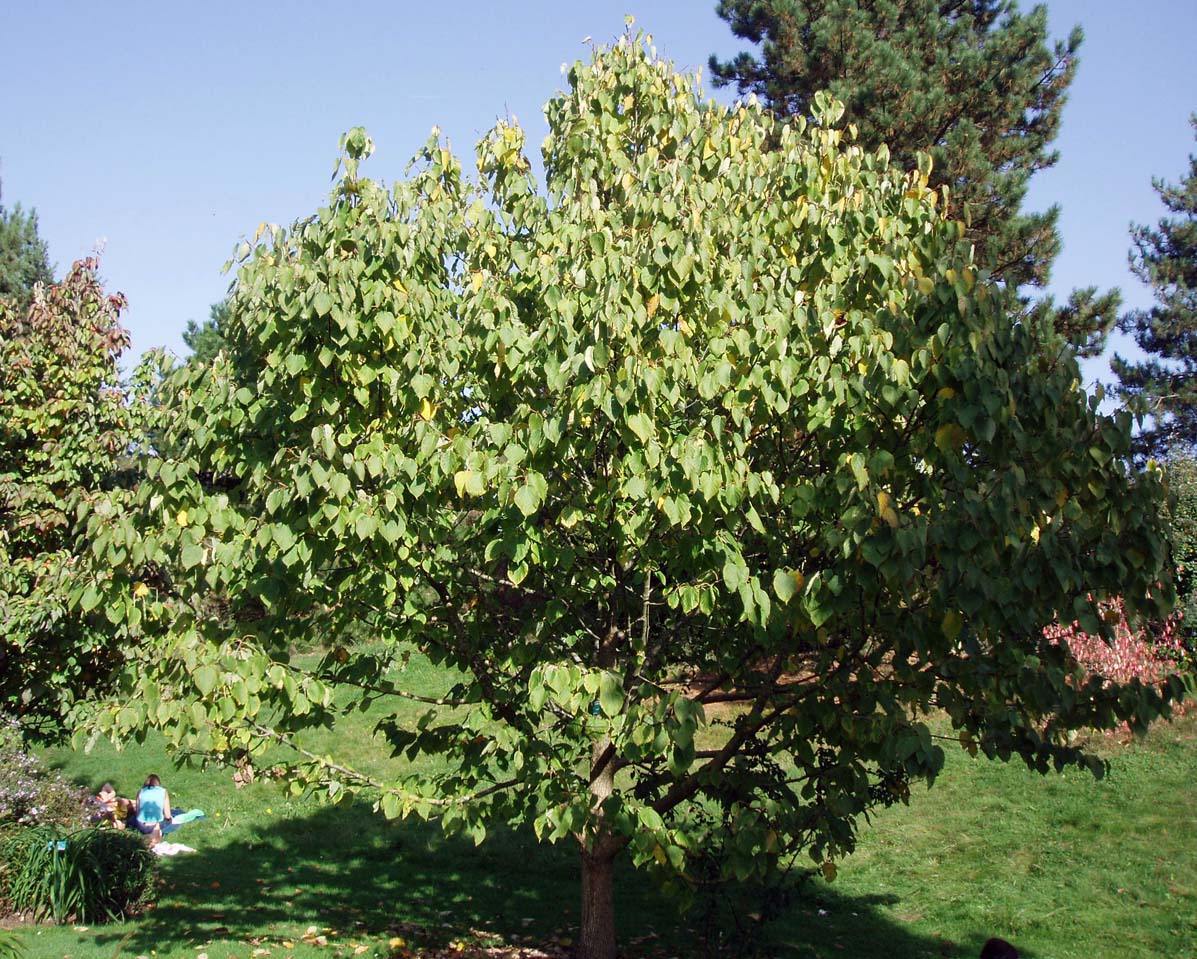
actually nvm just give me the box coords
[578,842,618,959]
[577,736,619,959]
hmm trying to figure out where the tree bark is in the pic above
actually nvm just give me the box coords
[578,841,618,959]
[577,736,619,959]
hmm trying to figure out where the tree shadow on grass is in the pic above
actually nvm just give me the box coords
[83,801,1014,958]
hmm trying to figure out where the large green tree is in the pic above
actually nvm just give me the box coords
[82,38,1180,959]
[1113,116,1197,458]
[0,257,136,736]
[709,0,1117,356]
[0,180,54,312]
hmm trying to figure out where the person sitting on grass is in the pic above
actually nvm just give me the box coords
[92,782,134,829]
[135,774,174,844]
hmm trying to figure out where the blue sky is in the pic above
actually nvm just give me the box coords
[2,1,1194,390]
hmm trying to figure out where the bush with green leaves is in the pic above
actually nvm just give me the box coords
[0,824,155,924]
[1165,456,1197,664]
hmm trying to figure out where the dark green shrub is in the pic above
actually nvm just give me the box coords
[1166,456,1197,667]
[0,824,155,923]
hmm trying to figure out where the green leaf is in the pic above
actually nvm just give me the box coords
[723,557,748,592]
[514,482,542,517]
[194,666,219,696]
[598,672,623,717]
[773,569,797,604]
[627,412,653,444]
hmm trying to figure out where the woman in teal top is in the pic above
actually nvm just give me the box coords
[135,774,173,840]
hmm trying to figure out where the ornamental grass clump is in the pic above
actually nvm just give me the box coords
[0,825,155,924]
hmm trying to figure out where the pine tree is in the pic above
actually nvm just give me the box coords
[710,0,1115,355]
[182,299,231,365]
[1113,116,1197,458]
[0,179,54,311]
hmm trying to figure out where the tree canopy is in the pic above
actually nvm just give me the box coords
[81,37,1181,959]
[182,299,232,366]
[1113,116,1197,459]
[0,257,135,736]
[0,180,54,312]
[709,0,1117,356]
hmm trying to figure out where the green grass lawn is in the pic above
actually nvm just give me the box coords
[17,669,1197,959]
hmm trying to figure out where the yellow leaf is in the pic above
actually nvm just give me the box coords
[822,860,838,882]
[470,272,484,293]
[877,491,899,529]
[790,569,806,592]
[388,938,406,949]
[392,278,407,294]
[439,148,452,169]
[917,276,935,295]
[942,610,963,641]
[454,470,474,498]
[936,387,955,400]
[420,399,436,421]
[622,94,634,111]
[934,423,966,453]
[133,582,150,599]
[176,510,189,528]
[646,294,660,318]
[1030,524,1041,544]
[621,171,635,191]
[1055,487,1069,508]
[652,844,668,865]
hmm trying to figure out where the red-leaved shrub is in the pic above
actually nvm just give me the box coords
[1045,598,1190,710]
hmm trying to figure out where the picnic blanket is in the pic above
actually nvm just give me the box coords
[151,842,196,856]
[159,808,206,836]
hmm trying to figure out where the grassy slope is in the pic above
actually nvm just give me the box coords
[21,663,1197,959]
